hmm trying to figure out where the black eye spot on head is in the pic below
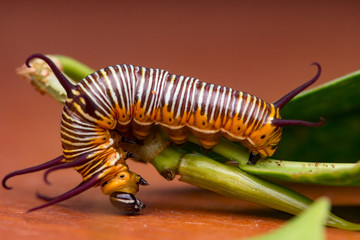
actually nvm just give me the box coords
[122,114,125,118]
[169,118,172,122]
[108,121,111,125]
[119,174,126,179]
[139,114,142,118]
[261,135,266,139]
[237,127,240,131]
[202,122,206,126]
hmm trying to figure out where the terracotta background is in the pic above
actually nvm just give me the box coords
[0,1,359,239]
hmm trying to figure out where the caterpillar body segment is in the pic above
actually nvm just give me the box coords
[2,54,324,212]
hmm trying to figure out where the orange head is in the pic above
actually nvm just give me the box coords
[101,169,149,212]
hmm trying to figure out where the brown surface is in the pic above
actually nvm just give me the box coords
[1,1,360,239]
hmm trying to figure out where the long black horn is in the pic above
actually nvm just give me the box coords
[27,173,101,212]
[26,53,75,97]
[273,62,321,109]
[2,156,64,190]
[272,117,325,127]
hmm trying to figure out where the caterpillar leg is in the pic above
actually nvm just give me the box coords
[247,152,261,165]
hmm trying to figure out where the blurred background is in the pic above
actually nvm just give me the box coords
[0,1,359,239]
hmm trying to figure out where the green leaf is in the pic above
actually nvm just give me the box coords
[245,198,330,240]
[282,71,360,119]
[275,71,360,163]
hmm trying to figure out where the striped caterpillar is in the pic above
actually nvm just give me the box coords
[2,54,324,212]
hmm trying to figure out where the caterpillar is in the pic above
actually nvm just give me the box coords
[2,54,324,213]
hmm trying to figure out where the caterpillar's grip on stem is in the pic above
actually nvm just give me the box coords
[2,54,324,212]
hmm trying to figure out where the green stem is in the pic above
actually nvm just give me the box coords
[179,153,313,215]
[54,55,94,82]
[188,135,360,186]
[240,159,360,186]
[151,147,184,180]
[151,149,360,230]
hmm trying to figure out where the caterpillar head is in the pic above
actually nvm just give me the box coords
[247,62,325,165]
[101,170,148,212]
